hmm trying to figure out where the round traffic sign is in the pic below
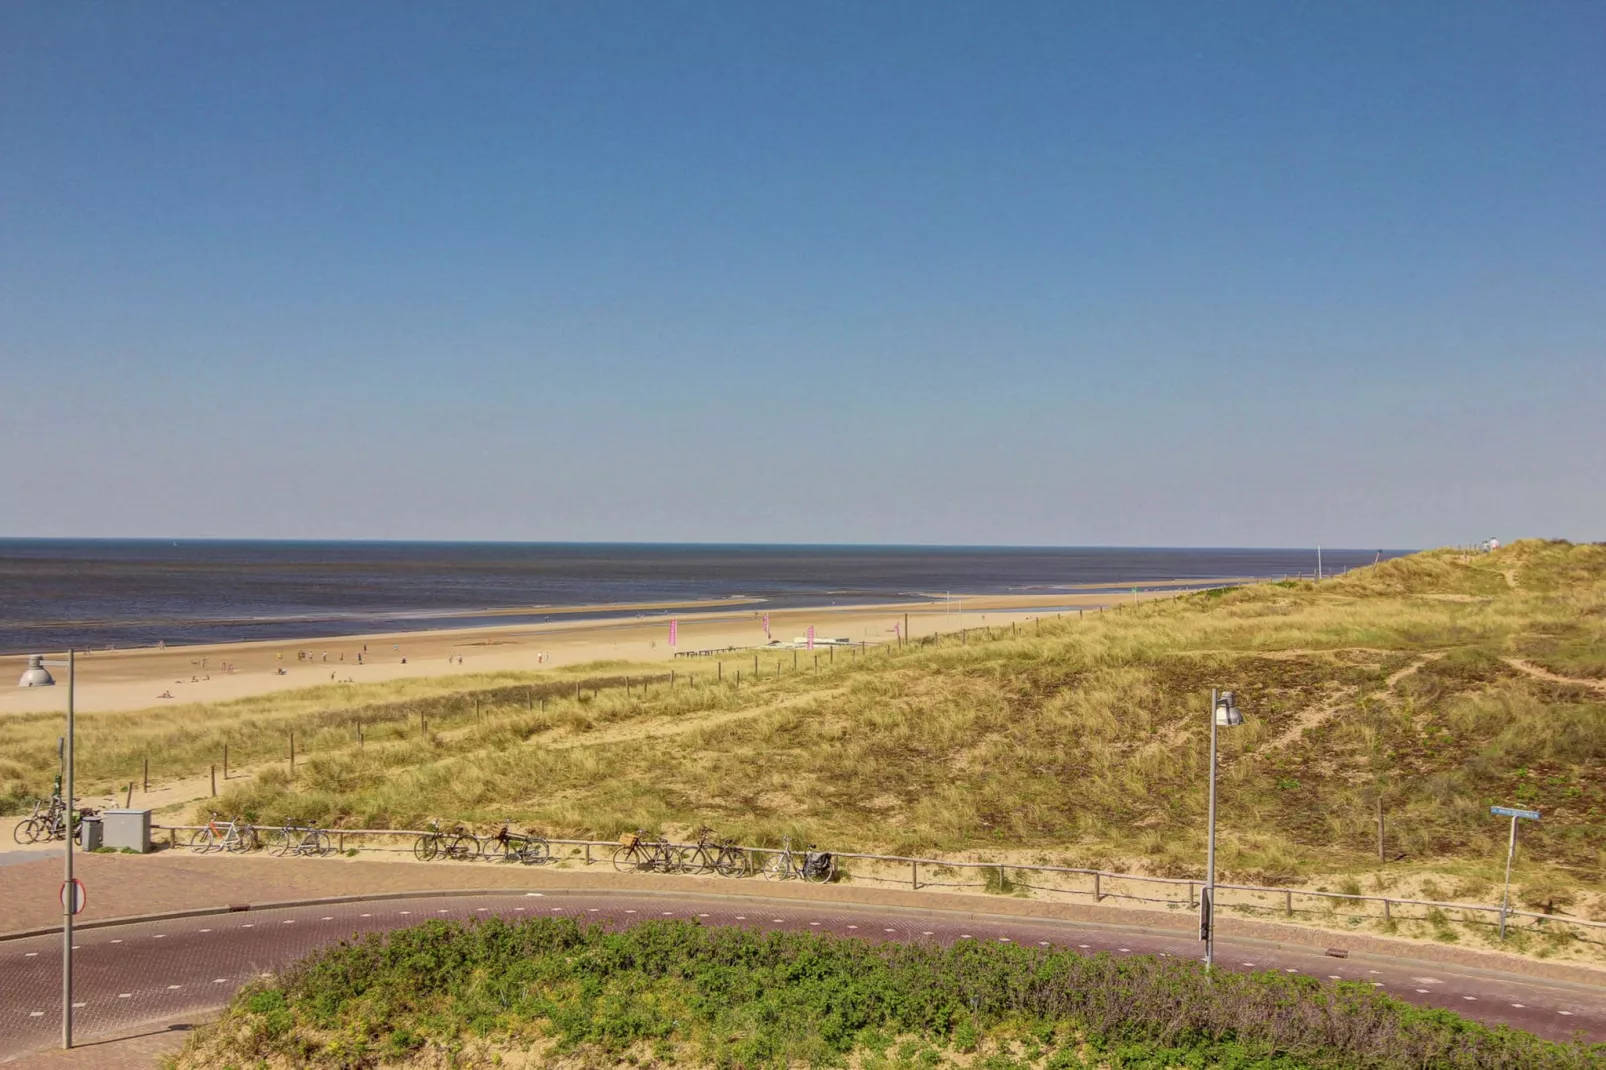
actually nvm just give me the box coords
[60,878,86,915]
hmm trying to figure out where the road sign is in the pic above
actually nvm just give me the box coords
[1490,806,1540,820]
[60,878,86,915]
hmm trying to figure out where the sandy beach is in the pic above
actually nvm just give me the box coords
[0,585,1213,716]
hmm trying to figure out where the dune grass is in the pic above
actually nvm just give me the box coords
[9,542,1606,911]
[171,916,1601,1069]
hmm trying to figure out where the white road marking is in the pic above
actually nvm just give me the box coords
[999,937,1010,943]
[1328,975,1340,980]
[71,945,80,950]
[110,940,122,944]
[437,909,449,914]
[154,934,166,939]
[1372,982,1385,987]
[167,984,181,990]
[241,924,254,928]
[697,913,708,917]
[29,1012,42,1018]
[845,924,856,928]
[1368,970,1380,975]
[810,922,820,926]
[1241,962,1255,966]
[1511,1003,1525,1009]
[322,917,333,921]
[960,935,972,939]
[474,908,487,913]
[662,911,674,915]
[923,931,934,936]
[627,910,638,914]
[885,928,897,933]
[213,978,227,983]
[1118,948,1130,953]
[1078,943,1090,948]
[514,907,525,912]
[1412,977,1443,985]
[1285,968,1298,973]
[71,1002,85,1008]
[1559,1010,1574,1016]
[399,911,411,915]
[1463,996,1477,1001]
[1039,941,1050,946]
[25,952,37,957]
[118,993,131,999]
[772,919,784,923]
[551,907,562,912]
[199,928,212,932]
[358,915,370,919]
[735,915,746,920]
[282,920,294,925]
[590,909,600,913]
[1417,989,1430,993]
[525,892,544,897]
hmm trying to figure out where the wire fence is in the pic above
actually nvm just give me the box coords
[150,824,1606,944]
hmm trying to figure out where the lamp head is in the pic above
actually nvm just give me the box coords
[1214,690,1243,727]
[18,655,55,688]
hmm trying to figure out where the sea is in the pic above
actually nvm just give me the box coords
[0,541,1407,654]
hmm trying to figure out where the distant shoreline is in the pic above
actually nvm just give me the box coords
[0,587,1209,716]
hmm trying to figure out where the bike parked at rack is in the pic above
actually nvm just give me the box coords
[12,796,69,844]
[192,812,257,853]
[486,823,552,865]
[678,827,750,877]
[267,820,335,858]
[413,821,480,862]
[761,835,835,883]
[613,829,678,873]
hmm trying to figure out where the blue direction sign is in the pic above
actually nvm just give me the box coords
[1491,806,1540,820]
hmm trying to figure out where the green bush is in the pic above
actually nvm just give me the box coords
[180,918,1601,1069]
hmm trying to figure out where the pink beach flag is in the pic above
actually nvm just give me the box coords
[806,625,815,650]
[668,618,678,646]
[763,613,770,638]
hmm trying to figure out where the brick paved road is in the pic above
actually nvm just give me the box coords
[3,890,1602,1062]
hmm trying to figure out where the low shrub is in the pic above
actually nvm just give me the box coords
[176,918,1601,1069]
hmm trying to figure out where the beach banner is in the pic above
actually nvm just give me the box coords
[763,613,770,638]
[807,625,815,650]
[894,621,901,639]
[668,618,678,647]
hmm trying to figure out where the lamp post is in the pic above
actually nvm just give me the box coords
[1203,688,1243,973]
[18,652,74,1048]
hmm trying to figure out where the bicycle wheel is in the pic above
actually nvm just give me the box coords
[761,852,791,881]
[714,846,748,878]
[195,829,221,853]
[488,838,518,863]
[803,857,835,884]
[269,828,294,857]
[13,818,40,845]
[445,834,480,861]
[517,837,551,865]
[684,847,716,875]
[414,834,440,862]
[303,831,333,857]
[612,845,643,872]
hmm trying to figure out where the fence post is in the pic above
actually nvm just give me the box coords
[1188,882,1195,908]
[223,743,229,780]
[288,732,295,774]
[1383,899,1391,923]
[585,843,592,865]
[912,860,919,889]
[143,757,149,792]
[358,723,364,749]
[210,765,216,797]
[1285,890,1293,916]
[736,670,741,688]
[718,663,723,682]
[1093,872,1101,902]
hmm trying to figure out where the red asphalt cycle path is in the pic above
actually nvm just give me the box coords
[2,889,1602,1061]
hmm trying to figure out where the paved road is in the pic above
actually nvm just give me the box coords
[2,889,1602,1061]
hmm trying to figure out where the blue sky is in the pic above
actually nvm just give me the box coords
[2,4,1600,547]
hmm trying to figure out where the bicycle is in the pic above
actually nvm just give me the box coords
[413,821,481,862]
[761,836,835,883]
[485,823,552,865]
[193,812,258,853]
[12,797,66,845]
[269,820,334,858]
[612,830,678,873]
[679,827,749,877]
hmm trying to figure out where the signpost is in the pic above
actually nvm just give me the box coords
[1490,806,1540,939]
[59,879,85,916]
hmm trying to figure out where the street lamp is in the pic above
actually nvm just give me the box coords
[17,652,75,1049]
[1202,688,1243,973]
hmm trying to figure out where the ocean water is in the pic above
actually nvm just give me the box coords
[0,540,1406,654]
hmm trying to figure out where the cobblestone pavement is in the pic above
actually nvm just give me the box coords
[3,888,1603,1064]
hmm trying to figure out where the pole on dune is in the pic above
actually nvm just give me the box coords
[64,650,75,1049]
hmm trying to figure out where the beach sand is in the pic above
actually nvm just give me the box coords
[0,585,1212,716]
